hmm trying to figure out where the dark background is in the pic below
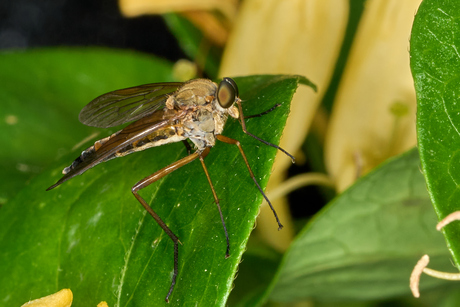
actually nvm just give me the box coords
[0,0,185,61]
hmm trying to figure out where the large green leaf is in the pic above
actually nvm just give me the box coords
[411,1,460,267]
[227,236,282,307]
[0,49,313,307]
[264,149,453,304]
[0,48,174,204]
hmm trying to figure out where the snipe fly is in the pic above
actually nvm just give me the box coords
[47,77,293,302]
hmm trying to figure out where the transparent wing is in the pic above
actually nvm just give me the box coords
[47,109,183,190]
[79,82,183,128]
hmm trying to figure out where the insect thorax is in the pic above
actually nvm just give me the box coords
[167,79,230,151]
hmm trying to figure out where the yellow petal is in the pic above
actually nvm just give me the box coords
[119,0,238,23]
[220,0,348,250]
[172,59,198,81]
[21,289,73,307]
[325,0,422,192]
[180,11,229,46]
[221,0,348,173]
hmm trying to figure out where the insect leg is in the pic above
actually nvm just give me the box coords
[216,134,283,230]
[198,149,230,258]
[182,140,192,155]
[131,150,201,303]
[235,100,295,163]
[244,103,281,119]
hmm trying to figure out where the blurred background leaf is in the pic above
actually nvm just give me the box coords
[268,148,454,304]
[163,13,221,78]
[0,48,174,204]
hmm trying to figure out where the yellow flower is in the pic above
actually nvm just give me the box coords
[119,0,238,46]
[324,0,421,192]
[219,0,348,250]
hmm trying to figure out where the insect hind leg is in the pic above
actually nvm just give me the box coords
[198,150,230,258]
[131,150,202,302]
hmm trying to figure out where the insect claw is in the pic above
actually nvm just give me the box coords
[225,244,230,258]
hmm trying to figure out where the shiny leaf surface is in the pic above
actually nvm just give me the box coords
[411,0,460,268]
[0,49,312,307]
[268,149,453,303]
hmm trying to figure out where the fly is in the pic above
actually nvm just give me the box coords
[47,77,294,302]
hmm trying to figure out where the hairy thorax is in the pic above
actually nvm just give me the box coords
[166,79,232,150]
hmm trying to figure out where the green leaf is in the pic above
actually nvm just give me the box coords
[264,148,453,303]
[411,1,460,268]
[227,236,282,307]
[0,48,174,204]
[0,49,313,307]
[163,13,221,78]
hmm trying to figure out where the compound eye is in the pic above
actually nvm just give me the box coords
[217,77,239,108]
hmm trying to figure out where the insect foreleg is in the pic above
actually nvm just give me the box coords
[216,135,283,230]
[235,100,295,163]
[244,103,281,119]
[131,150,202,303]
